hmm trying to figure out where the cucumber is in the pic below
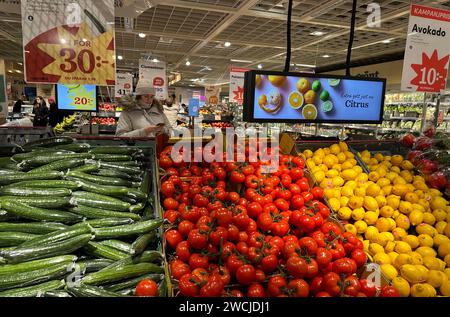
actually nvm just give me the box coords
[98,240,132,254]
[117,288,135,296]
[95,161,143,175]
[11,150,72,163]
[93,169,142,182]
[127,188,148,201]
[22,136,73,150]
[73,218,134,228]
[0,171,63,185]
[0,222,67,234]
[69,205,141,221]
[0,262,71,291]
[132,182,141,188]
[0,168,17,174]
[120,196,137,205]
[66,177,129,197]
[93,219,163,240]
[0,232,40,247]
[76,259,114,273]
[82,263,164,285]
[66,284,126,297]
[70,191,131,212]
[66,170,132,187]
[0,157,12,167]
[2,180,80,190]
[89,146,139,155]
[103,250,163,270]
[0,211,18,222]
[130,232,156,256]
[84,241,129,261]
[18,153,94,170]
[42,290,72,297]
[103,273,162,292]
[129,203,145,214]
[0,279,65,297]
[53,143,91,152]
[20,222,93,247]
[71,163,100,173]
[0,234,92,264]
[0,255,77,276]
[28,158,85,173]
[142,205,155,220]
[0,201,82,223]
[93,154,132,161]
[0,187,72,197]
[0,196,71,209]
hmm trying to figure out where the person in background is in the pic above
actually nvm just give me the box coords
[13,94,25,113]
[163,94,179,128]
[115,86,171,137]
[32,96,49,127]
[48,98,61,128]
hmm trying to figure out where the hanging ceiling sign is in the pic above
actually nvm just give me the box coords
[401,4,450,93]
[21,0,116,85]
[229,66,250,105]
[138,59,168,100]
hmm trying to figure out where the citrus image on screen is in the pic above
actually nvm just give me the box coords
[253,75,384,122]
[57,84,97,111]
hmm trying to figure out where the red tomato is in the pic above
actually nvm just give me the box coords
[189,253,209,269]
[310,230,326,248]
[248,247,263,264]
[230,290,244,297]
[178,220,195,237]
[255,269,266,283]
[193,194,209,207]
[315,291,332,297]
[164,210,178,224]
[161,181,176,197]
[257,212,273,232]
[199,274,225,297]
[187,229,208,249]
[236,241,249,255]
[210,265,231,286]
[221,242,236,261]
[226,254,244,275]
[230,171,245,183]
[178,274,200,297]
[288,184,302,196]
[292,156,305,168]
[227,192,240,203]
[296,178,309,192]
[298,237,318,256]
[359,279,378,297]
[247,283,265,297]
[247,202,263,218]
[380,285,400,297]
[316,247,333,268]
[270,221,290,236]
[280,174,292,187]
[274,199,289,211]
[310,186,324,199]
[298,214,316,232]
[159,156,173,169]
[163,198,178,210]
[332,258,354,276]
[322,272,341,297]
[236,264,256,285]
[267,276,287,297]
[288,279,309,297]
[289,167,304,182]
[286,256,307,278]
[301,191,314,203]
[165,229,183,249]
[309,276,323,294]
[351,249,368,267]
[277,189,292,201]
[175,241,191,262]
[170,259,191,280]
[344,276,361,296]
[261,254,278,273]
[209,227,229,246]
[215,208,233,227]
[135,279,158,296]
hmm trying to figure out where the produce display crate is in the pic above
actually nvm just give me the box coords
[0,126,53,147]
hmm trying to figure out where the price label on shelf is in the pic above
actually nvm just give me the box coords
[21,0,115,85]
[115,73,133,98]
[401,4,450,93]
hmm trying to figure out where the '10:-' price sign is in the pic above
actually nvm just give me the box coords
[401,4,450,93]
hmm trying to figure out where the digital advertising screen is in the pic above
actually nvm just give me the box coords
[243,71,386,123]
[56,84,98,111]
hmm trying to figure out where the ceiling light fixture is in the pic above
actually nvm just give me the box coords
[60,38,67,44]
[322,55,330,58]
[15,70,22,73]
[231,59,252,63]
[18,62,23,66]
[310,31,325,36]
[152,58,159,62]
[296,63,316,68]
[82,38,87,42]
[382,38,393,43]
[224,41,231,47]
[138,33,146,38]
[117,55,123,60]
[257,64,262,69]
[186,61,191,66]
[7,70,12,73]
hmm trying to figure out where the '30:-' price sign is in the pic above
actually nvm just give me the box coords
[401,4,450,93]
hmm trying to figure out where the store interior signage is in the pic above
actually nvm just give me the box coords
[56,84,98,111]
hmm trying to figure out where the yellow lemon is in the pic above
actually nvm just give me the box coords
[387,218,397,231]
[380,205,394,218]
[356,173,369,183]
[329,144,340,155]
[402,235,420,249]
[363,240,370,252]
[399,201,413,215]
[404,192,419,204]
[320,179,334,190]
[319,164,329,172]
[395,214,411,230]
[422,213,436,226]
[344,223,357,235]
[341,161,353,170]
[364,211,379,226]
[386,172,398,182]
[385,242,396,253]
[387,195,401,209]
[313,155,323,165]
[368,243,384,256]
[438,242,450,258]
[303,149,313,158]
[365,226,379,241]
[432,209,447,222]
[323,148,331,155]
[445,254,450,267]
[338,207,352,220]
[413,181,428,191]
[393,176,407,186]
[429,188,443,197]
[400,160,414,171]
[368,171,380,182]
[340,196,349,208]
[323,155,336,168]
[377,177,391,187]
[400,170,413,183]
[414,190,425,199]
[381,264,398,280]
[366,184,381,197]
[374,253,391,265]
[340,186,354,197]
[325,169,339,178]
[395,241,412,254]
[411,203,425,213]
[354,187,366,197]
[410,283,436,297]
[401,264,428,283]
[392,228,408,240]
[353,166,363,175]
[345,180,357,190]
[337,152,347,164]
[351,207,365,221]
[445,223,450,237]
[332,176,345,187]
[418,234,434,248]
[393,184,408,197]
[348,196,364,209]
[364,196,379,211]
[445,268,450,280]
[376,218,392,233]
[394,254,413,269]
[409,210,424,226]
[375,195,387,208]
[314,170,326,183]
[391,155,404,166]
[340,169,357,181]
[440,280,450,296]
[376,166,388,178]
[418,199,430,211]
[328,198,341,211]
[423,256,442,271]
[382,185,393,196]
[324,188,337,199]
[431,196,447,211]
[369,158,379,166]
[409,251,424,265]
[416,223,437,237]
[392,276,410,297]
[354,220,368,234]
[416,246,437,258]
[338,142,348,152]
[374,153,384,161]
[433,234,450,248]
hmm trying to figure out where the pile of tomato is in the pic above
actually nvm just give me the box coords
[159,145,400,297]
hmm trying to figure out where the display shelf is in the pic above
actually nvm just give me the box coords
[386,117,420,120]
[385,101,435,105]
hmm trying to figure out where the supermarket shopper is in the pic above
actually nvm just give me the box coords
[115,86,171,137]
[12,94,25,113]
[32,96,49,127]
[163,94,179,128]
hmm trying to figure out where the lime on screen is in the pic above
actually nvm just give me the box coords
[328,79,341,87]
[321,101,333,113]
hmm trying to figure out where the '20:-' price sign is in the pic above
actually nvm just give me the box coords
[401,4,450,93]
[21,0,116,86]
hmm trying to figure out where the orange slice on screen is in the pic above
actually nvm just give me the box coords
[289,92,304,109]
[302,104,318,120]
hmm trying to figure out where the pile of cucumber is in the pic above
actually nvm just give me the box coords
[0,137,165,297]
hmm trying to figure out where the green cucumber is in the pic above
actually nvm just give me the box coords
[84,241,129,261]
[120,196,137,205]
[0,211,18,222]
[73,218,134,228]
[130,232,156,256]
[0,187,72,197]
[66,284,126,297]
[2,180,79,190]
[93,219,163,240]
[103,250,163,270]
[71,163,100,173]
[0,255,77,276]
[28,158,85,173]
[82,263,164,285]
[76,259,114,273]
[116,287,135,296]
[93,168,142,182]
[66,170,132,187]
[67,177,129,197]
[93,154,132,161]
[89,146,139,155]
[70,191,131,212]
[20,222,93,247]
[127,188,148,201]
[0,234,92,264]
[95,161,143,175]
[0,232,40,247]
[22,136,73,150]
[142,206,155,220]
[0,196,71,209]
[0,279,65,297]
[98,240,132,254]
[103,273,162,292]
[42,290,72,297]
[18,153,93,169]
[0,168,17,174]
[0,262,72,291]
[11,150,72,163]
[0,201,82,223]
[0,171,63,185]
[69,205,140,221]
[129,203,145,214]
[0,222,67,234]
[53,143,91,152]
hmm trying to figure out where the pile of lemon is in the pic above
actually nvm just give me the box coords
[303,143,450,297]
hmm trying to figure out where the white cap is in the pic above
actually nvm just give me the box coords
[135,85,156,96]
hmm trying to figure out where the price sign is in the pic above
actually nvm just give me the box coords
[139,59,168,100]
[229,66,250,105]
[115,73,133,98]
[401,4,450,93]
[21,0,115,85]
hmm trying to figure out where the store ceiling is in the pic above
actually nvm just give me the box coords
[0,0,449,87]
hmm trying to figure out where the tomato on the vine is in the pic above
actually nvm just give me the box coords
[236,264,256,285]
[175,241,191,262]
[187,229,208,250]
[165,229,183,249]
[170,259,191,280]
[189,253,209,270]
[267,276,287,297]
[288,279,309,297]
[247,283,265,297]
